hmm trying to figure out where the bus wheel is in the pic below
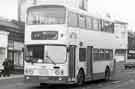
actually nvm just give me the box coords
[105,67,111,81]
[77,70,85,86]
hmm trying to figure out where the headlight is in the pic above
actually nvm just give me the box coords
[25,57,31,63]
[24,69,29,74]
[55,70,60,75]
[37,59,43,63]
[29,69,34,75]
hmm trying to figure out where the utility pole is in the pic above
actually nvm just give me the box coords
[18,0,27,22]
[18,0,22,22]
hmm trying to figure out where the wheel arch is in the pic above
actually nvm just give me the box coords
[79,68,85,73]
[105,65,110,72]
[77,67,85,78]
[76,67,85,85]
[104,65,111,80]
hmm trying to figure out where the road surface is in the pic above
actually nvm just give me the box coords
[1,62,135,89]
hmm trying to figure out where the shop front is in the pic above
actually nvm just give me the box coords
[0,31,9,72]
[8,40,24,70]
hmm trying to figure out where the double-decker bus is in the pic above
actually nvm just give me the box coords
[24,4,118,85]
[125,49,135,69]
[128,49,135,59]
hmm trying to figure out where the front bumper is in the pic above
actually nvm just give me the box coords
[24,76,75,84]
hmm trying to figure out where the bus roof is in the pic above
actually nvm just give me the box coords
[27,4,114,22]
[65,5,114,22]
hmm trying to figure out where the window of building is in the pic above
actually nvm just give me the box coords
[79,48,86,61]
[68,12,78,27]
[0,48,5,62]
[14,52,20,65]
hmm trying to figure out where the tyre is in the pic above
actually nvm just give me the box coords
[77,70,85,86]
[125,65,128,70]
[105,67,111,81]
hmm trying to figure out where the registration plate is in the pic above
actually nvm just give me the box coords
[38,69,48,76]
[39,77,48,80]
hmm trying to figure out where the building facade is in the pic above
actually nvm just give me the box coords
[0,31,9,71]
[0,18,24,70]
[128,32,135,49]
[127,31,135,62]
[114,21,128,62]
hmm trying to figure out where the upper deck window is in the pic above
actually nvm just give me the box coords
[27,5,66,25]
[101,21,114,33]
[86,16,93,29]
[79,15,86,28]
[68,12,78,27]
[93,18,99,31]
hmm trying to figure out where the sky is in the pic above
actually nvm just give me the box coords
[0,0,17,20]
[0,0,135,30]
[88,0,135,30]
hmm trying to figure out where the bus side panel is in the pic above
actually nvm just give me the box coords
[92,61,110,80]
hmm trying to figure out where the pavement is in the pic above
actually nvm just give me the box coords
[0,74,24,80]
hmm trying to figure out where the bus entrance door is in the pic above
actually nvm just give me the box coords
[69,46,76,80]
[86,46,93,80]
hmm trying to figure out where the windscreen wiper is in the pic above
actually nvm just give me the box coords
[46,55,56,65]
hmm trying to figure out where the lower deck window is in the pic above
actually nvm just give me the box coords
[25,45,66,64]
[93,48,113,61]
